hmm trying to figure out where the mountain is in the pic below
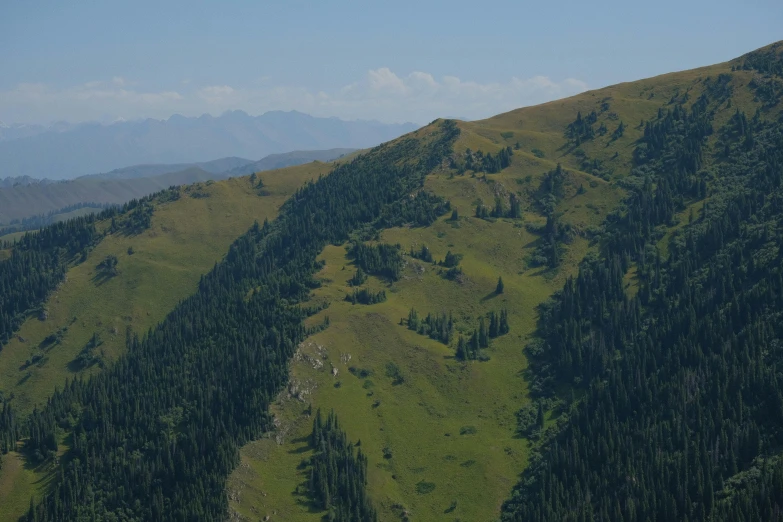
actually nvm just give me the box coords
[0,149,357,226]
[223,148,356,177]
[0,176,52,189]
[0,122,48,142]
[83,156,255,180]
[0,110,418,180]
[2,41,783,522]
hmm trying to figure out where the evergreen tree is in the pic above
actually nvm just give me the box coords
[488,311,499,338]
[456,335,468,361]
[499,309,510,335]
[478,317,489,348]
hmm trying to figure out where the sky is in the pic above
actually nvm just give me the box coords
[1,0,781,125]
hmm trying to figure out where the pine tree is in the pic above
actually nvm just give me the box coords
[407,308,419,331]
[479,318,489,348]
[499,309,510,335]
[456,336,467,361]
[496,276,504,294]
[536,402,545,430]
[469,330,479,359]
[488,311,499,338]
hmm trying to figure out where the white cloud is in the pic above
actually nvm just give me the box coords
[0,80,184,123]
[197,85,236,104]
[0,69,588,125]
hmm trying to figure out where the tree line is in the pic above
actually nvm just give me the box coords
[309,409,377,521]
[501,84,783,521]
[18,120,459,521]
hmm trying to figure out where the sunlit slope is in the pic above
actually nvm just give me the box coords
[226,42,783,521]
[0,162,333,521]
[458,43,780,178]
[227,124,622,520]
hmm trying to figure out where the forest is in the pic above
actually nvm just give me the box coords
[0,188,179,351]
[501,62,783,521]
[8,121,458,520]
[2,43,783,522]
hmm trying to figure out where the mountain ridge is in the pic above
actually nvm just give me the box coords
[1,40,783,521]
[0,110,417,180]
[0,148,358,226]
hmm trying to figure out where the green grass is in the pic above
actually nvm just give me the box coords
[0,163,333,521]
[0,230,30,244]
[7,45,778,521]
[227,142,622,520]
[0,451,52,519]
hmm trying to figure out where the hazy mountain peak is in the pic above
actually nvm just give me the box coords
[0,112,418,179]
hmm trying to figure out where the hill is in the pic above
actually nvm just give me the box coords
[0,110,418,180]
[1,40,783,521]
[0,149,358,227]
[82,156,255,180]
[0,176,53,189]
[224,148,357,177]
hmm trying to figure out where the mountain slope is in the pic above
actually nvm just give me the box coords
[224,148,357,177]
[83,156,255,180]
[226,41,783,521]
[1,40,783,522]
[0,110,418,180]
[0,149,358,226]
[0,162,337,520]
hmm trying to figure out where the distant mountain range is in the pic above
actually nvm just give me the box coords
[0,148,355,226]
[0,111,417,180]
[0,175,54,188]
[81,157,255,181]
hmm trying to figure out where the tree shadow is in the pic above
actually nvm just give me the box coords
[480,291,501,303]
[287,439,312,455]
[91,271,116,287]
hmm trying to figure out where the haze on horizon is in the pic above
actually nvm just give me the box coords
[1,0,781,126]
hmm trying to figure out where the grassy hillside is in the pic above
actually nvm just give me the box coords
[0,167,218,224]
[226,42,783,521]
[2,40,782,522]
[0,161,334,520]
[227,159,619,520]
[0,149,357,227]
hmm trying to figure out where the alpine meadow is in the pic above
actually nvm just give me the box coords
[2,38,783,522]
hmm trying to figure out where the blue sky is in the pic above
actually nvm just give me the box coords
[1,0,781,124]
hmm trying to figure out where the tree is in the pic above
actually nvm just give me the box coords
[508,193,522,218]
[450,208,459,221]
[349,267,367,286]
[469,330,479,358]
[456,336,467,361]
[536,402,545,430]
[496,277,504,294]
[97,255,119,276]
[499,309,510,335]
[478,318,489,348]
[488,311,499,338]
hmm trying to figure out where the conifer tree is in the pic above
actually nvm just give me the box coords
[499,309,510,335]
[478,317,489,348]
[456,336,467,361]
[488,311,499,338]
[469,330,479,358]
